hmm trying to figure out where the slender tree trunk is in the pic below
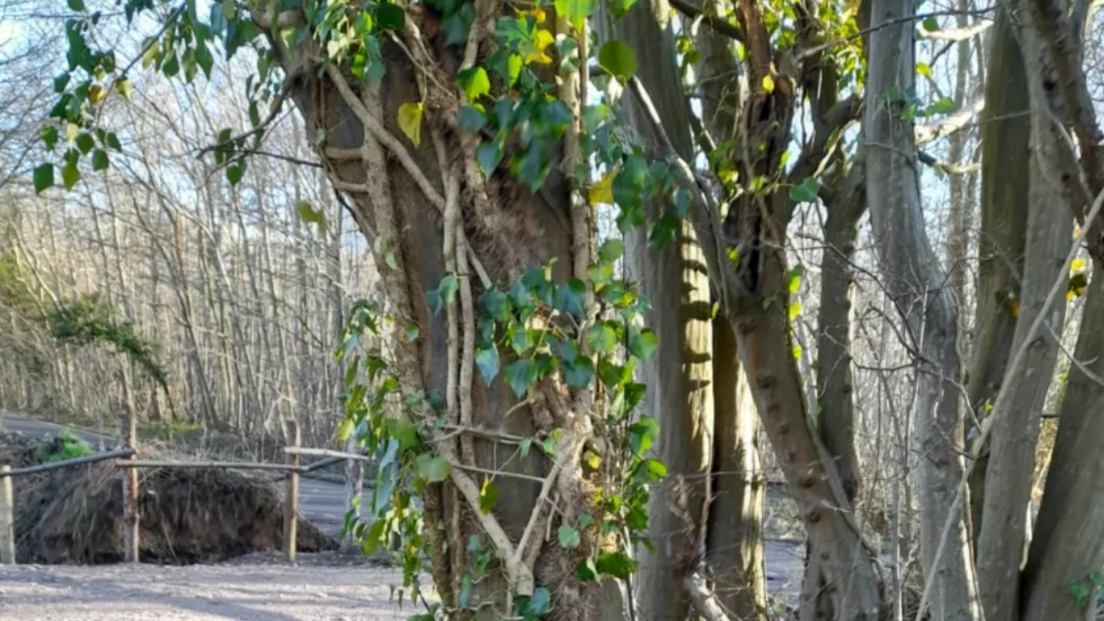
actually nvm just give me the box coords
[618,5,714,620]
[864,0,981,617]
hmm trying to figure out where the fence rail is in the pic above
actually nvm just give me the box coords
[0,414,359,566]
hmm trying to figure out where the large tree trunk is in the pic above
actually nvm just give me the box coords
[973,11,1073,618]
[863,0,981,618]
[617,4,714,620]
[966,9,1032,542]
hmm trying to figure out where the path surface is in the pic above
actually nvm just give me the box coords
[0,413,807,618]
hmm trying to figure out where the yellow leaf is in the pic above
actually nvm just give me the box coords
[792,345,803,360]
[1074,226,1083,238]
[1072,257,1087,273]
[1009,298,1019,318]
[1068,290,1076,304]
[66,122,79,142]
[89,85,106,103]
[761,75,775,94]
[917,62,932,79]
[397,102,423,148]
[518,6,546,24]
[788,302,802,320]
[524,29,555,65]
[589,170,616,206]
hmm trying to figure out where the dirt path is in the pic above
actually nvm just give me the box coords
[0,555,413,621]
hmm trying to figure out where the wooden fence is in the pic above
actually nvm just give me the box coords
[0,416,365,566]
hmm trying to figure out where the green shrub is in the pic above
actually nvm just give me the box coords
[42,430,93,463]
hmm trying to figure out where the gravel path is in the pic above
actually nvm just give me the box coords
[0,555,415,621]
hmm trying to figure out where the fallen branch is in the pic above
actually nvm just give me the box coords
[3,448,135,477]
[115,459,302,472]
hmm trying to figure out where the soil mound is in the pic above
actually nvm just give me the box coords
[1,431,337,564]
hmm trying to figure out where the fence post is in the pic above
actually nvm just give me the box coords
[284,420,300,563]
[0,465,13,564]
[120,405,139,563]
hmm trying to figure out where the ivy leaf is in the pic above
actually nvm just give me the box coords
[629,417,659,454]
[75,133,94,154]
[922,16,939,31]
[397,101,423,147]
[786,265,804,293]
[576,558,597,581]
[458,67,491,101]
[588,169,615,206]
[586,323,617,353]
[479,478,499,514]
[788,176,818,203]
[33,164,54,194]
[416,454,451,482]
[562,358,595,389]
[596,551,637,579]
[61,163,81,190]
[336,418,355,442]
[598,239,625,264]
[598,40,638,80]
[296,201,326,236]
[42,126,59,151]
[554,0,593,31]
[477,142,501,174]
[439,273,460,305]
[91,149,109,171]
[458,574,473,608]
[226,165,244,186]
[926,96,956,115]
[628,327,658,360]
[523,588,552,619]
[386,417,421,452]
[475,345,500,385]
[505,358,535,397]
[558,524,581,549]
[53,72,70,94]
[458,105,485,132]
[67,0,84,11]
[106,132,122,151]
[376,3,406,30]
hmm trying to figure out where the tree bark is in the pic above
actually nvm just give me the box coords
[864,0,981,618]
[618,4,714,620]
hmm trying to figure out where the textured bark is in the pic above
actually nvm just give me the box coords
[618,4,714,620]
[709,320,767,619]
[966,9,1032,542]
[974,17,1074,619]
[693,11,767,619]
[1021,273,1104,621]
[863,0,980,618]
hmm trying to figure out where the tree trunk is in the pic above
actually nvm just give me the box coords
[709,319,767,619]
[966,8,1032,543]
[864,0,981,618]
[974,14,1073,618]
[617,4,714,620]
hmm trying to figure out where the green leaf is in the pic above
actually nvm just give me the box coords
[336,418,355,442]
[562,358,594,389]
[376,3,406,30]
[520,438,532,460]
[506,53,523,87]
[386,417,421,452]
[117,77,133,102]
[476,142,501,174]
[554,0,594,30]
[586,323,617,353]
[523,587,552,619]
[505,358,535,398]
[162,54,179,78]
[475,345,500,385]
[917,62,932,79]
[91,149,109,171]
[67,0,84,11]
[628,327,658,360]
[458,67,491,101]
[630,417,659,454]
[458,574,473,608]
[598,239,624,264]
[576,558,597,581]
[922,16,939,31]
[458,105,486,132]
[42,126,59,151]
[788,176,818,203]
[33,164,54,194]
[106,132,122,151]
[75,133,94,154]
[416,454,451,482]
[61,163,81,190]
[226,165,244,186]
[596,551,636,579]
[479,478,499,514]
[926,96,956,115]
[598,40,638,80]
[558,524,581,549]
[296,200,326,236]
[53,73,70,94]
[439,273,459,305]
